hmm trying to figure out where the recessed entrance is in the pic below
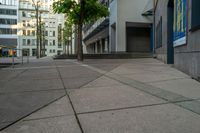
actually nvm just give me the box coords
[126,27,151,52]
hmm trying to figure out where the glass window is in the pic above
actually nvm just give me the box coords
[23,39,26,45]
[23,30,26,35]
[32,39,36,45]
[27,39,31,45]
[191,0,200,30]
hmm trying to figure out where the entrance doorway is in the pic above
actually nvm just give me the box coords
[126,27,151,52]
[167,0,174,64]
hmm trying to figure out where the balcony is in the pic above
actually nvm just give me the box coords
[83,17,109,42]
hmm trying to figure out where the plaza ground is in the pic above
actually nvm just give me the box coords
[1,57,200,133]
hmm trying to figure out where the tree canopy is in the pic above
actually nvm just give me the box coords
[53,0,109,61]
[53,0,109,25]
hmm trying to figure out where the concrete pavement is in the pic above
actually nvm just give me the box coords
[1,58,200,133]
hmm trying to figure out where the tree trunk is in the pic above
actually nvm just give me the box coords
[77,24,83,61]
[36,3,39,59]
[70,35,72,55]
[67,40,70,56]
[64,41,66,54]
[39,14,42,58]
[77,0,84,61]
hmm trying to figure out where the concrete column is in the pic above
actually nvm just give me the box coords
[100,39,103,54]
[105,38,108,53]
[95,42,98,54]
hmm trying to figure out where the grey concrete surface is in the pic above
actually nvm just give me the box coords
[82,76,124,88]
[78,104,200,133]
[2,116,81,133]
[62,76,102,89]
[24,96,74,120]
[69,85,165,113]
[0,90,65,123]
[0,78,63,93]
[148,78,200,99]
[1,58,200,133]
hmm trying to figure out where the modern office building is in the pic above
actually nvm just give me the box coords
[83,0,154,54]
[17,0,65,57]
[83,0,109,54]
[155,0,200,80]
[0,0,18,56]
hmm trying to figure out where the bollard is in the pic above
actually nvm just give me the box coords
[12,49,14,68]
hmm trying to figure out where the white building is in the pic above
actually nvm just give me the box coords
[83,0,154,54]
[17,0,65,57]
[0,0,18,52]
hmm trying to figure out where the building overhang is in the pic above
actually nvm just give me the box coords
[84,27,109,45]
[142,0,154,16]
[83,17,109,42]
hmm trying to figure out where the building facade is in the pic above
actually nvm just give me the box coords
[83,0,154,54]
[83,0,110,54]
[155,0,200,80]
[17,0,65,57]
[0,0,18,56]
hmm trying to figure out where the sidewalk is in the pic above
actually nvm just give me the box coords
[1,58,200,133]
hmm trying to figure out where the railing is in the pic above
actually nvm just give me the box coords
[83,17,108,39]
[0,48,30,68]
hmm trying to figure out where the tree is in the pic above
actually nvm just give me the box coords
[32,0,40,58]
[38,20,46,57]
[63,19,73,55]
[53,0,109,61]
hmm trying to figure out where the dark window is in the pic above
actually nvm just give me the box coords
[23,30,26,35]
[0,9,17,15]
[45,40,48,45]
[156,17,162,48]
[0,28,17,34]
[27,39,31,45]
[45,31,48,36]
[53,31,55,36]
[23,39,26,45]
[53,40,55,45]
[22,11,26,17]
[0,19,17,25]
[191,0,200,30]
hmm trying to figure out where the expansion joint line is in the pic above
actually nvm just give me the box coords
[54,61,85,133]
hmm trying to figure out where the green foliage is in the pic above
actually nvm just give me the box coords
[63,19,73,41]
[53,0,109,25]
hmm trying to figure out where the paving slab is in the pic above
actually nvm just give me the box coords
[123,71,185,83]
[69,85,165,113]
[1,115,81,133]
[58,66,101,79]
[54,60,77,66]
[106,72,190,102]
[0,70,25,81]
[82,76,124,88]
[0,90,65,129]
[0,123,10,131]
[111,67,151,75]
[62,76,101,89]
[18,69,60,80]
[78,104,200,133]
[25,96,74,120]
[175,100,200,115]
[149,78,200,99]
[0,78,63,93]
[86,64,121,72]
